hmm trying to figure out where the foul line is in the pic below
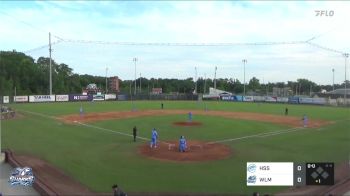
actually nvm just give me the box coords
[77,122,173,145]
[207,127,304,144]
[18,109,60,120]
[18,109,173,145]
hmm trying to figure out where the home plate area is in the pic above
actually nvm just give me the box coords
[138,140,231,162]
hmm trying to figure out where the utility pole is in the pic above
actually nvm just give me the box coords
[242,59,247,96]
[214,66,217,89]
[332,68,335,91]
[139,73,142,93]
[105,67,108,93]
[133,57,137,95]
[14,86,16,103]
[195,67,198,94]
[49,32,52,95]
[344,53,349,102]
[309,85,312,96]
[204,73,207,94]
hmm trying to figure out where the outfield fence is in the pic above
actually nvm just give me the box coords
[1,94,349,106]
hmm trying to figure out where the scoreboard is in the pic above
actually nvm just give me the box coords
[247,162,334,186]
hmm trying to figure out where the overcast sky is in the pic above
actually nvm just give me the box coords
[1,1,349,85]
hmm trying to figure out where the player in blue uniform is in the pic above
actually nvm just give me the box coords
[79,105,84,117]
[179,135,187,152]
[302,114,308,127]
[188,112,192,122]
[150,128,158,148]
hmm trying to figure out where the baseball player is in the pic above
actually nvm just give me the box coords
[132,126,137,142]
[150,128,158,148]
[79,105,84,117]
[179,136,187,152]
[302,114,308,127]
[188,112,193,122]
[112,184,127,196]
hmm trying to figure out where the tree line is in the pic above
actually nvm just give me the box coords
[0,51,348,96]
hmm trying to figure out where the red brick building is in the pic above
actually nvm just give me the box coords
[109,76,120,93]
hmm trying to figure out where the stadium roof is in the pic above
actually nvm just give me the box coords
[327,88,350,95]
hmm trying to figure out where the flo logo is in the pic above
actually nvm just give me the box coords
[9,167,35,186]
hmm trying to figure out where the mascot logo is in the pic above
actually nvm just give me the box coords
[9,167,35,186]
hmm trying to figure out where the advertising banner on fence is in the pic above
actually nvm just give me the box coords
[14,96,28,103]
[277,97,289,103]
[105,94,117,100]
[56,95,69,102]
[288,97,299,104]
[299,97,327,105]
[243,96,254,102]
[221,96,243,101]
[253,96,265,102]
[29,95,55,103]
[117,95,127,100]
[69,94,93,101]
[265,96,277,102]
[3,96,9,104]
[235,95,243,101]
[93,94,105,101]
[222,96,235,101]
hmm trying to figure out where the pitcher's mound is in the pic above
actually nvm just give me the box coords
[173,121,202,126]
[138,140,231,162]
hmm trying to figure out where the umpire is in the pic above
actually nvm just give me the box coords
[133,126,137,142]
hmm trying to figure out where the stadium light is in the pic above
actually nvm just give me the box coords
[242,59,247,96]
[133,57,137,95]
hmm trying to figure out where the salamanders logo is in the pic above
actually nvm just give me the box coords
[9,167,35,186]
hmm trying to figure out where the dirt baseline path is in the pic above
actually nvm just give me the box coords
[60,109,331,128]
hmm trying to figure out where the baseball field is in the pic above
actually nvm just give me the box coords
[1,100,349,195]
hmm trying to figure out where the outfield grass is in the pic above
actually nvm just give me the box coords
[1,101,349,194]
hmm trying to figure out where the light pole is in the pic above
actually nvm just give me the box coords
[344,53,349,102]
[49,32,52,95]
[139,73,142,93]
[105,67,108,93]
[214,66,217,89]
[195,67,198,94]
[332,68,335,91]
[242,59,247,96]
[133,57,137,95]
[204,73,207,94]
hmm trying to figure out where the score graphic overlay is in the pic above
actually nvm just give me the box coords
[305,163,334,185]
[247,162,334,186]
[247,162,294,186]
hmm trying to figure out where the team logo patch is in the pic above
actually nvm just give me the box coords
[9,167,35,186]
[247,164,257,173]
[247,175,257,184]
